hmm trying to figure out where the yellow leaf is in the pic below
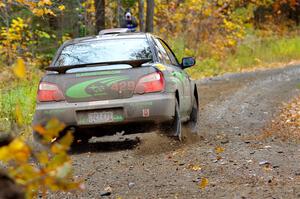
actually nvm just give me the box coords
[215,146,225,154]
[8,138,30,163]
[15,104,23,126]
[33,125,47,136]
[32,8,44,16]
[9,138,26,151]
[36,151,49,165]
[191,165,202,171]
[40,118,66,143]
[58,5,65,11]
[199,177,209,189]
[188,164,202,171]
[47,153,69,170]
[58,132,73,148]
[13,57,26,79]
[51,132,73,154]
[0,146,10,162]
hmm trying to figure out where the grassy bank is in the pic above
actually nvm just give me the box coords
[171,35,300,78]
[0,75,39,133]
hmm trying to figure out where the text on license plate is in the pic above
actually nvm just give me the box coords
[88,111,113,124]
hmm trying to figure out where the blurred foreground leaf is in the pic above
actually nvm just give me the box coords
[0,119,83,198]
[15,104,24,126]
[13,57,26,79]
[33,118,65,143]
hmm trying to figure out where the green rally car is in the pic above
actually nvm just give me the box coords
[32,29,199,141]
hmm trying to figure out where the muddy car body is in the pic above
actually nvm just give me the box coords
[32,29,199,140]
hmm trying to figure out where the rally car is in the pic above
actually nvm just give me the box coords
[32,29,199,142]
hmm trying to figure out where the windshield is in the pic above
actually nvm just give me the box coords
[54,38,153,66]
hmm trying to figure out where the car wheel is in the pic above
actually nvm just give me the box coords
[185,95,199,134]
[161,99,182,141]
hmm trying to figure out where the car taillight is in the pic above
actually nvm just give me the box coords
[37,82,65,102]
[134,72,165,94]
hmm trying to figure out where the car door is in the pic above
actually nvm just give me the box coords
[152,37,192,116]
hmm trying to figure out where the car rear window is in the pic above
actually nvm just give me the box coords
[54,38,152,66]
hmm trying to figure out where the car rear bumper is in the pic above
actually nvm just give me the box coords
[32,93,175,129]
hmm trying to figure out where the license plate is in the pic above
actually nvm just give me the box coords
[87,111,113,124]
[77,109,124,125]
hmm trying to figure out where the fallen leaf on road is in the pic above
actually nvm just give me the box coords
[199,177,209,189]
[216,155,222,160]
[215,146,225,154]
[263,165,273,172]
[188,164,202,171]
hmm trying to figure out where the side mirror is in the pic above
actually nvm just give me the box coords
[181,57,196,69]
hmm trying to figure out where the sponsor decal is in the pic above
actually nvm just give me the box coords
[113,115,124,122]
[111,81,135,92]
[76,70,121,77]
[142,109,150,117]
[155,64,167,71]
[172,71,185,83]
[170,76,181,84]
[66,76,129,98]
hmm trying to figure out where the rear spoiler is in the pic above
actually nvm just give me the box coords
[46,59,152,74]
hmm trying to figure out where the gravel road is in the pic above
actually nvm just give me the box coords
[58,65,300,199]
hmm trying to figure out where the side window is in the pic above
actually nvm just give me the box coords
[152,38,172,65]
[159,39,179,66]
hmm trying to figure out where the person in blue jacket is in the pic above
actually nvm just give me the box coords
[121,9,138,32]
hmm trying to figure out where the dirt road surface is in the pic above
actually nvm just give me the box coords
[55,65,300,199]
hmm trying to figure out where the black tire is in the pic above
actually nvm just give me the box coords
[161,99,182,141]
[185,95,199,134]
[173,100,182,141]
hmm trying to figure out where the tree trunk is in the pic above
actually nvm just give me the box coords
[94,0,105,33]
[117,0,123,27]
[146,0,154,32]
[138,0,145,32]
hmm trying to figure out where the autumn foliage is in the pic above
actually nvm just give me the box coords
[0,119,83,198]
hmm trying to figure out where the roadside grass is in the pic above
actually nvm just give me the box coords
[170,35,300,78]
[0,75,39,135]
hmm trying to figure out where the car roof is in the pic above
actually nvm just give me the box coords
[64,32,150,46]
